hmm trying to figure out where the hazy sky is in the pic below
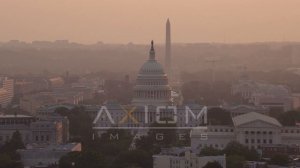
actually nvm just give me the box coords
[1,0,300,44]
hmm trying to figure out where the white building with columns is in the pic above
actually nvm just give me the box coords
[191,112,300,150]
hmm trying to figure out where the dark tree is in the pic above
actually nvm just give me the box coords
[54,107,70,116]
[226,155,245,168]
[223,141,259,161]
[55,106,94,147]
[198,146,223,156]
[208,107,232,125]
[93,129,133,156]
[135,122,177,154]
[203,161,223,168]
[0,153,16,168]
[112,150,152,168]
[276,110,300,126]
[0,131,25,168]
[59,151,106,168]
[270,154,289,166]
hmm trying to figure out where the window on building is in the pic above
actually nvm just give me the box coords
[245,131,249,134]
[263,139,266,144]
[245,139,249,143]
[35,136,39,141]
[269,139,273,144]
[257,139,260,143]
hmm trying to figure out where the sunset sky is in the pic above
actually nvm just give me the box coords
[1,0,300,44]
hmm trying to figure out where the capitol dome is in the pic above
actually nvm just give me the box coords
[132,41,171,106]
[139,59,165,75]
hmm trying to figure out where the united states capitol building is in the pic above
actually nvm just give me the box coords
[131,41,172,106]
[93,41,206,130]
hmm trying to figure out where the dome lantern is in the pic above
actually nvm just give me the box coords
[149,40,155,60]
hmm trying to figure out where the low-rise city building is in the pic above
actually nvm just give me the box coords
[0,114,67,145]
[20,90,87,115]
[225,104,269,117]
[20,92,56,115]
[261,144,300,158]
[0,77,14,108]
[153,147,226,168]
[18,143,81,168]
[14,77,49,95]
[232,78,293,112]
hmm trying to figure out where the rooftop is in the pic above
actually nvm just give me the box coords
[0,114,33,118]
[232,112,282,127]
[23,143,81,151]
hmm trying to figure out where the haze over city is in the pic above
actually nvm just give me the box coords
[1,0,300,44]
[3,1,300,168]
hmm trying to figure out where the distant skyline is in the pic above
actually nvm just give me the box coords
[1,0,300,44]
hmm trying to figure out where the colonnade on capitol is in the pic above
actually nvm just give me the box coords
[134,90,171,99]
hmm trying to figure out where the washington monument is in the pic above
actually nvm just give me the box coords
[165,18,171,80]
